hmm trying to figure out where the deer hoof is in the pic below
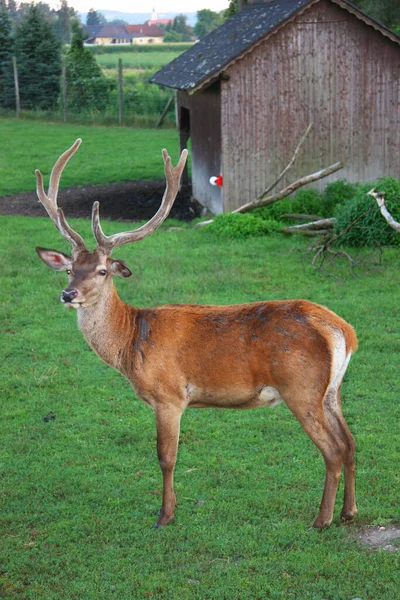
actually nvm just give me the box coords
[340,511,356,524]
[313,517,332,529]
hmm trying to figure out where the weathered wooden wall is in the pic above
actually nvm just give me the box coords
[221,0,400,211]
[178,83,222,214]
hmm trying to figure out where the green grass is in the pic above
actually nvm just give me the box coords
[0,119,182,196]
[95,51,183,70]
[1,215,399,599]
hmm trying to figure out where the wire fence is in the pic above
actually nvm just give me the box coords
[3,56,176,128]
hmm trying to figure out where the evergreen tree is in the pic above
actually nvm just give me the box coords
[164,14,192,42]
[14,4,61,110]
[55,0,76,44]
[86,8,106,27]
[6,0,18,23]
[223,0,246,20]
[194,9,222,38]
[0,7,14,108]
[352,0,400,29]
[65,23,109,114]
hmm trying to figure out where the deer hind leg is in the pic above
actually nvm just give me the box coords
[285,390,349,529]
[324,386,357,523]
[153,404,183,527]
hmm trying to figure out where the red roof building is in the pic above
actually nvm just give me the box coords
[126,24,165,38]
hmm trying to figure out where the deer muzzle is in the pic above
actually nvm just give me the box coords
[61,289,79,304]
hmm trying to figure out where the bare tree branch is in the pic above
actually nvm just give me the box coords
[234,162,343,215]
[260,122,313,197]
[368,188,400,233]
[307,209,378,277]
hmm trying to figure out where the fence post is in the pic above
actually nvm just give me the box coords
[118,58,123,125]
[61,57,67,123]
[12,56,20,118]
[155,92,175,128]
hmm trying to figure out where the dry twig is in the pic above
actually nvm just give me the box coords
[308,209,380,277]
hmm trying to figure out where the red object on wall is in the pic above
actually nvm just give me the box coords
[209,175,223,186]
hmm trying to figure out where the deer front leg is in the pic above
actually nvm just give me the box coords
[154,405,182,527]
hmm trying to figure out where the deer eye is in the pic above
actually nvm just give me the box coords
[98,269,107,276]
[66,270,71,275]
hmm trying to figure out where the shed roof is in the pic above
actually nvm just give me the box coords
[149,0,400,93]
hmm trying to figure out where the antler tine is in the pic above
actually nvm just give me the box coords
[36,139,87,251]
[92,148,188,254]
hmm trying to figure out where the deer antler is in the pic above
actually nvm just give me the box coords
[92,148,188,254]
[36,139,87,252]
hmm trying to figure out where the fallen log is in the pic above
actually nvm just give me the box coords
[282,218,336,232]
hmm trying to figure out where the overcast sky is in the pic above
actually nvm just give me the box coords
[44,0,230,14]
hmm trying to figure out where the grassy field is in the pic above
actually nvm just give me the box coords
[95,51,183,70]
[0,119,183,196]
[0,210,399,598]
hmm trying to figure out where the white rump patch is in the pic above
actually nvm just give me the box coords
[324,330,352,419]
[258,386,283,408]
[330,330,351,392]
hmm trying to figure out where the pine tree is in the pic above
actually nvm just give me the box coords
[86,8,106,27]
[14,4,61,110]
[352,0,400,29]
[55,0,76,44]
[194,9,222,39]
[65,23,109,114]
[0,8,14,108]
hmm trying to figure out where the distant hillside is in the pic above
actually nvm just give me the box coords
[79,10,198,27]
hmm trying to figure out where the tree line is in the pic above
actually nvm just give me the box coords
[0,2,108,113]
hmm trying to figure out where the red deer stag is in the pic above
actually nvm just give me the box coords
[36,140,358,528]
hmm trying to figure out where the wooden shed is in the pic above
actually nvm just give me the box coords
[150,0,400,214]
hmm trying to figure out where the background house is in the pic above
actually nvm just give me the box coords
[84,23,164,45]
[150,0,400,214]
[126,24,164,45]
[84,24,131,45]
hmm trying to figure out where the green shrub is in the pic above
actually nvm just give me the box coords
[334,177,400,247]
[290,189,325,216]
[252,198,292,222]
[324,179,357,215]
[209,212,282,239]
[252,189,324,222]
[253,181,359,223]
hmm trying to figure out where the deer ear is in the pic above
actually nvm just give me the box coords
[36,247,73,271]
[109,259,132,278]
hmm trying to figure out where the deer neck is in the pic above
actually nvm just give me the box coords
[77,284,135,371]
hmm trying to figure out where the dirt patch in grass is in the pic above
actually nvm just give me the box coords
[0,181,203,222]
[356,524,400,552]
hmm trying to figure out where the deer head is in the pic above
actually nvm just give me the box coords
[36,139,188,309]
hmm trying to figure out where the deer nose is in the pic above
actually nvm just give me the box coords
[61,289,78,303]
